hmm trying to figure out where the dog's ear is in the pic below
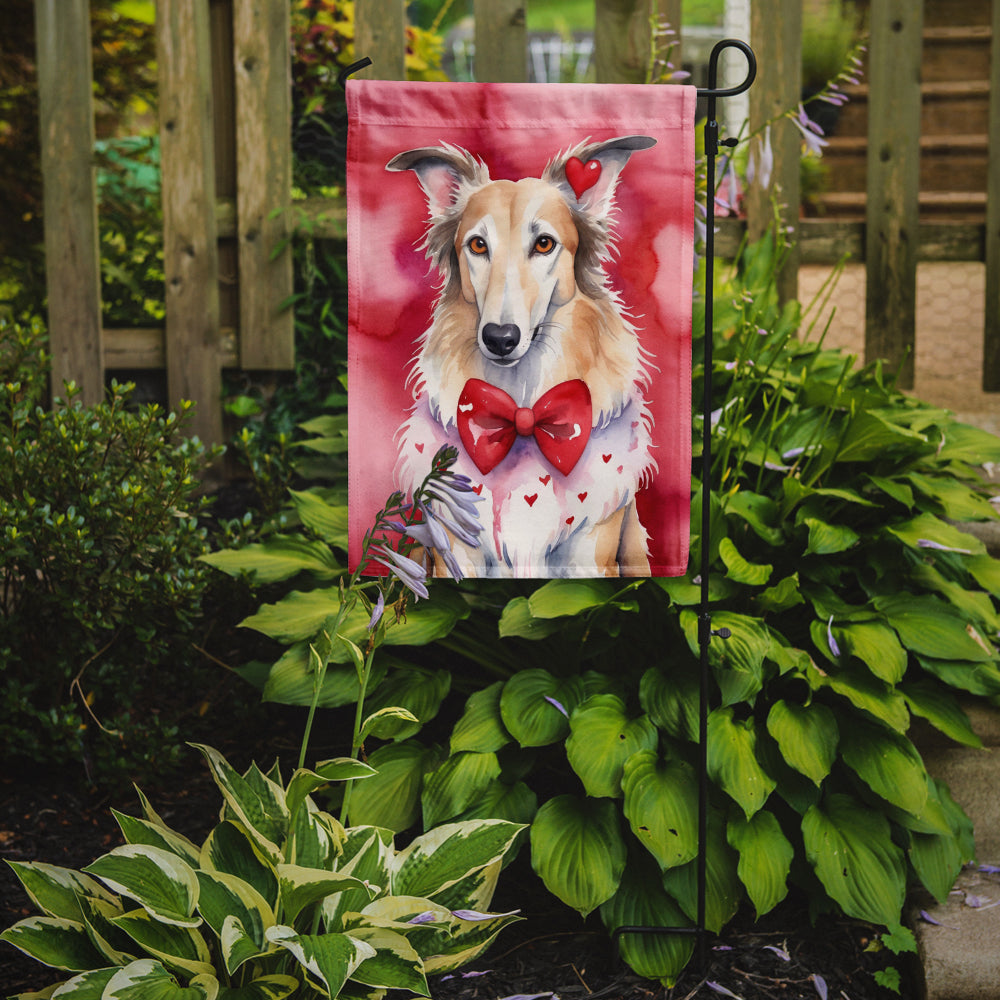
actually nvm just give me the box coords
[544,135,656,217]
[386,144,488,217]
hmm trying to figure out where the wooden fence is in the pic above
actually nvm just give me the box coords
[33,0,1000,445]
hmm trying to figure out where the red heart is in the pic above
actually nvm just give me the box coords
[565,157,601,199]
[617,465,624,474]
[524,493,538,507]
[415,442,424,453]
[577,492,588,502]
[566,516,575,525]
[603,454,612,463]
[472,483,483,495]
[539,475,551,485]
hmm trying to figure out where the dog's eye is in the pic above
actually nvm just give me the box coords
[533,235,556,255]
[468,236,489,256]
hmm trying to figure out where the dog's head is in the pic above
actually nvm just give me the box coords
[387,136,655,370]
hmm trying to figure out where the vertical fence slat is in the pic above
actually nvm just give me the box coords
[864,0,923,389]
[355,0,406,80]
[659,0,682,69]
[983,0,1000,390]
[233,0,294,370]
[474,0,527,82]
[157,0,223,445]
[34,0,103,405]
[746,0,801,304]
[594,0,651,84]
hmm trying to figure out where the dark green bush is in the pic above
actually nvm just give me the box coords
[0,317,220,784]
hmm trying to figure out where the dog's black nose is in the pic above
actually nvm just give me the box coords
[482,323,521,357]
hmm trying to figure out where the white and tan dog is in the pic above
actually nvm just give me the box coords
[388,136,657,578]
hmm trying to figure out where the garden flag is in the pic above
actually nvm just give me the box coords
[347,80,696,578]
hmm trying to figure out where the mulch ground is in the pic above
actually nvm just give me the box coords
[1,742,914,1000]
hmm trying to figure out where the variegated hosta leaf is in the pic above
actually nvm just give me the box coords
[285,760,375,823]
[344,926,429,995]
[323,829,393,931]
[195,871,274,974]
[265,925,375,998]
[0,916,107,971]
[391,820,524,901]
[765,700,838,786]
[77,894,136,966]
[102,958,218,999]
[599,854,694,987]
[802,793,906,926]
[621,751,699,871]
[83,846,200,928]
[347,740,442,832]
[46,966,118,997]
[4,861,118,922]
[838,718,929,817]
[499,669,585,747]
[661,811,742,934]
[214,975,299,1000]
[288,801,343,870]
[565,695,658,799]
[420,751,501,829]
[112,810,201,868]
[191,745,287,863]
[707,707,776,819]
[420,906,522,975]
[200,822,278,910]
[727,810,793,918]
[110,908,214,978]
[277,864,376,925]
[450,682,511,754]
[529,795,626,917]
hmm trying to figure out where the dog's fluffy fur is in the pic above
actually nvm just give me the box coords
[389,136,657,577]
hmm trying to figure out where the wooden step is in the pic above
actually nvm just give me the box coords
[922,0,991,28]
[922,25,993,82]
[813,189,987,222]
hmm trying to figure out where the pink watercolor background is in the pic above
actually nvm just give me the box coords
[346,80,696,577]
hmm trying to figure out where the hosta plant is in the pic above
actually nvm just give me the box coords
[1,744,523,999]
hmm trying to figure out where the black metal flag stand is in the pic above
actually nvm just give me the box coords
[340,37,758,973]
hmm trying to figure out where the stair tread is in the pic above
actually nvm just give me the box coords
[846,79,992,101]
[824,134,989,154]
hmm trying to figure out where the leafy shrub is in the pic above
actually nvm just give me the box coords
[0,317,220,783]
[213,233,1000,985]
[1,743,524,998]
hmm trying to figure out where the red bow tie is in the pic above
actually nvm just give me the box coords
[456,378,592,476]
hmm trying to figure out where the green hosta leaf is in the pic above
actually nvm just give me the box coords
[260,643,387,709]
[655,573,737,606]
[727,811,793,918]
[288,489,348,546]
[802,793,906,926]
[4,862,118,922]
[277,865,374,925]
[450,682,511,754]
[200,822,278,910]
[967,553,1000,597]
[724,490,784,545]
[886,512,985,556]
[103,959,218,999]
[803,517,859,556]
[359,706,421,742]
[639,664,699,742]
[835,410,927,463]
[901,680,982,748]
[906,472,998,522]
[808,660,910,732]
[195,871,273,974]
[285,759,376,822]
[83,846,200,928]
[935,421,1000,464]
[866,474,914,509]
[661,811,741,933]
[839,718,929,816]
[909,827,966,905]
[755,573,804,614]
[835,621,907,684]
[916,655,1000,697]
[421,751,502,828]
[362,667,451,740]
[497,596,564,639]
[765,700,838,786]
[191,746,287,863]
[527,579,618,617]
[265,926,375,997]
[112,812,201,868]
[874,594,995,662]
[347,740,442,832]
[393,820,524,901]
[216,975,299,1000]
[499,670,584,747]
[530,795,626,917]
[566,695,658,798]
[111,908,214,978]
[452,779,538,827]
[718,537,772,585]
[200,535,341,583]
[707,708,776,818]
[0,916,107,971]
[621,751,698,871]
[911,562,1000,633]
[599,853,694,987]
[345,926,428,994]
[680,610,770,706]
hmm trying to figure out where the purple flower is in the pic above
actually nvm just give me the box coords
[791,104,828,156]
[368,543,429,600]
[827,616,841,658]
[706,983,742,999]
[451,908,520,921]
[367,590,385,631]
[544,695,569,718]
[917,538,973,554]
[407,911,438,925]
[812,974,828,1000]
[763,944,790,961]
[747,125,774,191]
